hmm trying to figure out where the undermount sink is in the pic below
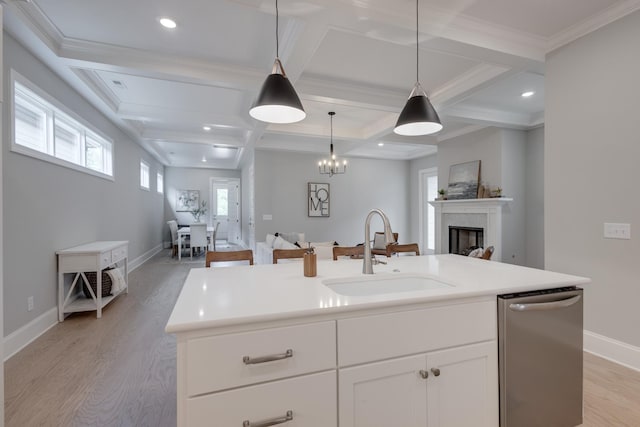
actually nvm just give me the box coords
[323,274,453,297]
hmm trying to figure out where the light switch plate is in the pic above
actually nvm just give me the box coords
[604,223,631,240]
[263,214,273,221]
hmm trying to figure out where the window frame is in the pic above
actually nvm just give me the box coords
[140,160,150,191]
[10,70,115,181]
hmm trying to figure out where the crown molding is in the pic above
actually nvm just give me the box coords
[71,68,120,113]
[437,124,488,143]
[547,0,640,53]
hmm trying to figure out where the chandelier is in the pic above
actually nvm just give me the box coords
[318,112,347,177]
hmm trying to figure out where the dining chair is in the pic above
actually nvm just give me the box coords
[189,223,209,259]
[210,221,221,251]
[167,220,184,257]
[206,250,254,267]
[332,246,364,260]
[371,232,399,256]
[272,248,307,264]
[386,243,420,257]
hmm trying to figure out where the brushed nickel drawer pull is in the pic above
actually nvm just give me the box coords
[419,369,429,379]
[431,367,441,377]
[243,410,293,427]
[243,349,293,365]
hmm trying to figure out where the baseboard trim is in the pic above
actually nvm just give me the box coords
[129,244,163,272]
[584,330,640,372]
[4,244,164,362]
[4,307,58,361]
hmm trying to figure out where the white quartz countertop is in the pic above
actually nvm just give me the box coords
[166,254,589,334]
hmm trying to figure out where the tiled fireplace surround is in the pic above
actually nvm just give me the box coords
[429,198,512,261]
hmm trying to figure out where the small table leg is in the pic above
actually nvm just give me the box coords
[58,272,64,322]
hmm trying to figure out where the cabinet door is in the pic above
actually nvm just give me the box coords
[339,354,428,427]
[426,341,498,427]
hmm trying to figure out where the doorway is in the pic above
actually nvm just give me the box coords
[419,167,438,254]
[209,178,241,245]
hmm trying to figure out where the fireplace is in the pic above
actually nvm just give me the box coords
[428,198,511,262]
[449,226,484,255]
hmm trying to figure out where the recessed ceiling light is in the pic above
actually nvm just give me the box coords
[378,142,384,147]
[203,126,211,131]
[201,157,207,162]
[521,91,535,98]
[159,17,177,29]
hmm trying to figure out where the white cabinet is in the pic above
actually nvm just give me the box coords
[339,354,428,427]
[339,341,497,427]
[174,300,498,427]
[337,300,498,427]
[176,321,337,427]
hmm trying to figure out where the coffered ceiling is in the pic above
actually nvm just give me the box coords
[4,0,639,168]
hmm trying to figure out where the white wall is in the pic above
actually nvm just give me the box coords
[254,149,410,246]
[3,33,165,337]
[546,10,640,349]
[0,6,5,423]
[163,166,241,240]
[525,126,544,269]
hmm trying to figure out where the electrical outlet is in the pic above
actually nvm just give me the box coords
[604,223,631,240]
[27,296,34,312]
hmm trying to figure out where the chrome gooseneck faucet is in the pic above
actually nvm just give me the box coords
[363,209,395,274]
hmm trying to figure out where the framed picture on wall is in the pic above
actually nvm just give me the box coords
[308,183,330,217]
[176,189,200,212]
[447,160,481,200]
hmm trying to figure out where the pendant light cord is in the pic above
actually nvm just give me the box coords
[416,0,419,84]
[276,0,280,58]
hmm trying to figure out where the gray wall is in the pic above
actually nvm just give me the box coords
[525,126,544,269]
[500,129,526,265]
[254,149,410,246]
[163,166,241,241]
[408,153,438,245]
[546,10,640,347]
[3,33,165,336]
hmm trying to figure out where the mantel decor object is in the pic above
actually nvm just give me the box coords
[446,160,481,200]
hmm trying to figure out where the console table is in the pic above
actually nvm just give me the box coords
[57,241,129,321]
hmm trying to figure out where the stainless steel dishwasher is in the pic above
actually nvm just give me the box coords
[498,287,583,427]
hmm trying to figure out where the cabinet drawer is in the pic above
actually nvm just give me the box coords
[338,300,496,366]
[185,321,336,396]
[111,246,127,263]
[99,251,112,269]
[186,371,336,427]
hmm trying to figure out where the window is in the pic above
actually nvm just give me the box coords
[12,72,113,179]
[140,161,150,190]
[157,172,164,194]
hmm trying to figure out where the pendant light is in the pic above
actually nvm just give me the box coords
[319,112,347,177]
[249,0,306,124]
[394,0,442,136]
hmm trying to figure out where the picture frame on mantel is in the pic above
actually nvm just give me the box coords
[308,183,330,217]
[176,189,199,212]
[447,160,481,200]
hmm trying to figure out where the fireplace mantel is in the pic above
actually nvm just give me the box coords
[428,198,513,261]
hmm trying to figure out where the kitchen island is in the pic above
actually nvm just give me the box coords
[166,254,589,427]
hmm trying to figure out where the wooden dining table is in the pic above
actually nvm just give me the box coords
[177,225,216,260]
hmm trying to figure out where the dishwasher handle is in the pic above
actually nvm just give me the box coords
[509,295,581,312]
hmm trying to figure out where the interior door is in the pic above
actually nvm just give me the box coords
[227,180,240,244]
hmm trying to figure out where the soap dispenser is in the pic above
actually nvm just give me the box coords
[303,243,317,277]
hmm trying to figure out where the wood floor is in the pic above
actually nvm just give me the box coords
[5,250,640,426]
